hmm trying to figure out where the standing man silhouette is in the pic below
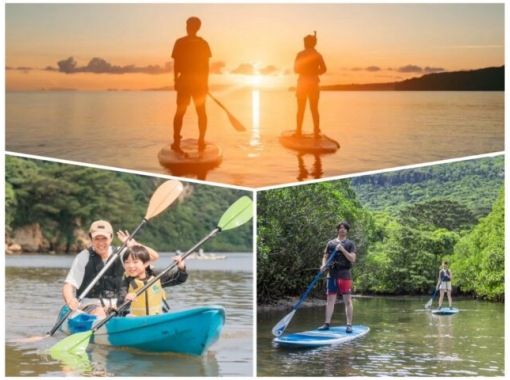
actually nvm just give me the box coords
[171,17,212,153]
[294,31,327,138]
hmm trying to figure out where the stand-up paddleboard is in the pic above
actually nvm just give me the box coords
[274,325,369,348]
[279,130,340,154]
[432,307,459,315]
[158,139,223,172]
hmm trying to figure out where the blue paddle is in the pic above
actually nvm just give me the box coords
[425,286,439,309]
[271,251,337,337]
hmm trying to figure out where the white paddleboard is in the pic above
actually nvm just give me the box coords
[279,130,340,153]
[158,139,223,169]
[274,325,369,348]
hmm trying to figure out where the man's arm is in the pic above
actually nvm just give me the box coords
[337,243,356,263]
[62,282,80,311]
[171,40,181,84]
[320,245,329,272]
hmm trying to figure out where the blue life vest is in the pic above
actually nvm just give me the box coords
[440,269,451,282]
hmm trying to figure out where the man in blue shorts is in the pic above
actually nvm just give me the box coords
[319,221,357,333]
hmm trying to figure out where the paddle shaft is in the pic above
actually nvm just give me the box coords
[207,93,245,132]
[293,251,337,311]
[92,227,220,332]
[47,219,148,336]
[208,93,228,113]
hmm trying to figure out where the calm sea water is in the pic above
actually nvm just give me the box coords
[5,253,253,377]
[258,297,504,376]
[6,90,503,187]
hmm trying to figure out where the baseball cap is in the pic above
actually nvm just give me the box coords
[89,220,113,238]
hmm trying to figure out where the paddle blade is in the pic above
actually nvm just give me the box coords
[227,113,246,132]
[49,350,93,373]
[49,330,93,356]
[272,309,296,337]
[218,196,253,231]
[425,298,433,309]
[144,180,183,220]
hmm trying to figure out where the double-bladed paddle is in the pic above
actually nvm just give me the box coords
[271,251,337,337]
[49,195,253,356]
[47,179,184,337]
[208,92,246,132]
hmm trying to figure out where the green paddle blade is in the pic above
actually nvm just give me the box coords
[49,330,93,356]
[218,196,253,231]
[49,350,93,373]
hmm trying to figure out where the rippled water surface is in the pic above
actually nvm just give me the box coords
[6,253,253,377]
[257,297,504,376]
[6,91,504,187]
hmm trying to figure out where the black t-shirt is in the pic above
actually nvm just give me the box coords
[172,35,211,90]
[325,238,356,279]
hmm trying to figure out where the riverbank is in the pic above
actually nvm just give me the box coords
[258,293,488,312]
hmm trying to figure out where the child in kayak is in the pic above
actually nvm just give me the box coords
[117,245,188,316]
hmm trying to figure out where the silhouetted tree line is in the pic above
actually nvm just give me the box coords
[321,66,504,91]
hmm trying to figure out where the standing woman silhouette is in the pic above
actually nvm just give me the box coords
[294,31,327,137]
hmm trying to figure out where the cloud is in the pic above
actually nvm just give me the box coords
[231,63,255,75]
[260,65,279,75]
[365,66,381,72]
[397,64,423,73]
[57,56,172,75]
[6,66,34,73]
[210,61,226,74]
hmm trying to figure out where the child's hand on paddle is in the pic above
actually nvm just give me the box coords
[125,293,137,302]
[173,255,186,271]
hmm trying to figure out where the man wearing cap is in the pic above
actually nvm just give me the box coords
[294,31,327,138]
[319,221,357,333]
[171,16,212,153]
[62,220,159,317]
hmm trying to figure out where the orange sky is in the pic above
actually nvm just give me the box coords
[6,3,504,91]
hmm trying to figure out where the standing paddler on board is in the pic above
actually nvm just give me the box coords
[171,16,212,154]
[319,221,356,333]
[294,31,327,138]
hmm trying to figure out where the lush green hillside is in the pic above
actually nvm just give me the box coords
[351,156,504,219]
[450,188,504,301]
[258,156,504,304]
[6,156,252,253]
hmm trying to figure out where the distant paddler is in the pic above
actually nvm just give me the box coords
[435,260,453,309]
[294,31,327,138]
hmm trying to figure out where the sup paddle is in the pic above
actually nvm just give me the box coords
[272,251,338,337]
[49,195,253,356]
[425,285,440,309]
[208,92,246,132]
[47,179,183,337]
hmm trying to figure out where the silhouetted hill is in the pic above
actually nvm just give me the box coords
[322,66,504,91]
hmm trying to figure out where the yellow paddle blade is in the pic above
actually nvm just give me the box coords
[144,180,183,220]
[49,330,93,356]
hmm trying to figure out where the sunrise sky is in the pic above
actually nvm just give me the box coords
[6,3,504,91]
